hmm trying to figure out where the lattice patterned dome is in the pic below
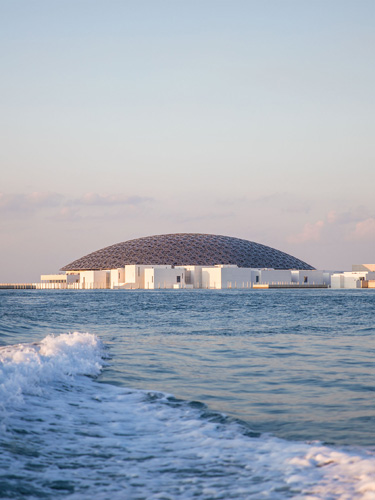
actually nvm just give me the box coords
[61,233,314,271]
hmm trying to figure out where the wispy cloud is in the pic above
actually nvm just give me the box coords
[212,192,312,218]
[287,206,375,246]
[282,200,311,215]
[253,192,311,214]
[287,220,325,244]
[0,192,63,212]
[349,218,375,241]
[52,206,83,222]
[0,191,154,220]
[326,208,371,226]
[76,193,153,207]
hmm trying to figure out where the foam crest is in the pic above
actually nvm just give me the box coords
[0,332,103,412]
[286,443,375,499]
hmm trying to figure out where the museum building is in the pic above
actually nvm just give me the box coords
[40,233,333,289]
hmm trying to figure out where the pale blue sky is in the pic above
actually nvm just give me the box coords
[1,1,374,281]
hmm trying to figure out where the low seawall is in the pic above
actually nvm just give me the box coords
[253,284,329,289]
[0,283,37,289]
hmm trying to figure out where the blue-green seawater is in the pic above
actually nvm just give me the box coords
[0,289,374,499]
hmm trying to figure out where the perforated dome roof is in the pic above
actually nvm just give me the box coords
[61,233,314,271]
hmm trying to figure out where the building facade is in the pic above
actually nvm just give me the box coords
[37,233,374,290]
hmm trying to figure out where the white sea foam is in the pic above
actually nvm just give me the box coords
[0,332,103,413]
[0,332,374,499]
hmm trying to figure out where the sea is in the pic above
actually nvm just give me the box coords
[0,288,374,499]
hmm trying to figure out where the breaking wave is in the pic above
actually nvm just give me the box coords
[0,332,374,499]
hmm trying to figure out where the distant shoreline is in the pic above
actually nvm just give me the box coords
[0,283,335,290]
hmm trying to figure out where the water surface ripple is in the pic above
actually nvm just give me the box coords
[0,289,374,499]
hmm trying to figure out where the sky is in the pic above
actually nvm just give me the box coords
[1,0,374,282]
